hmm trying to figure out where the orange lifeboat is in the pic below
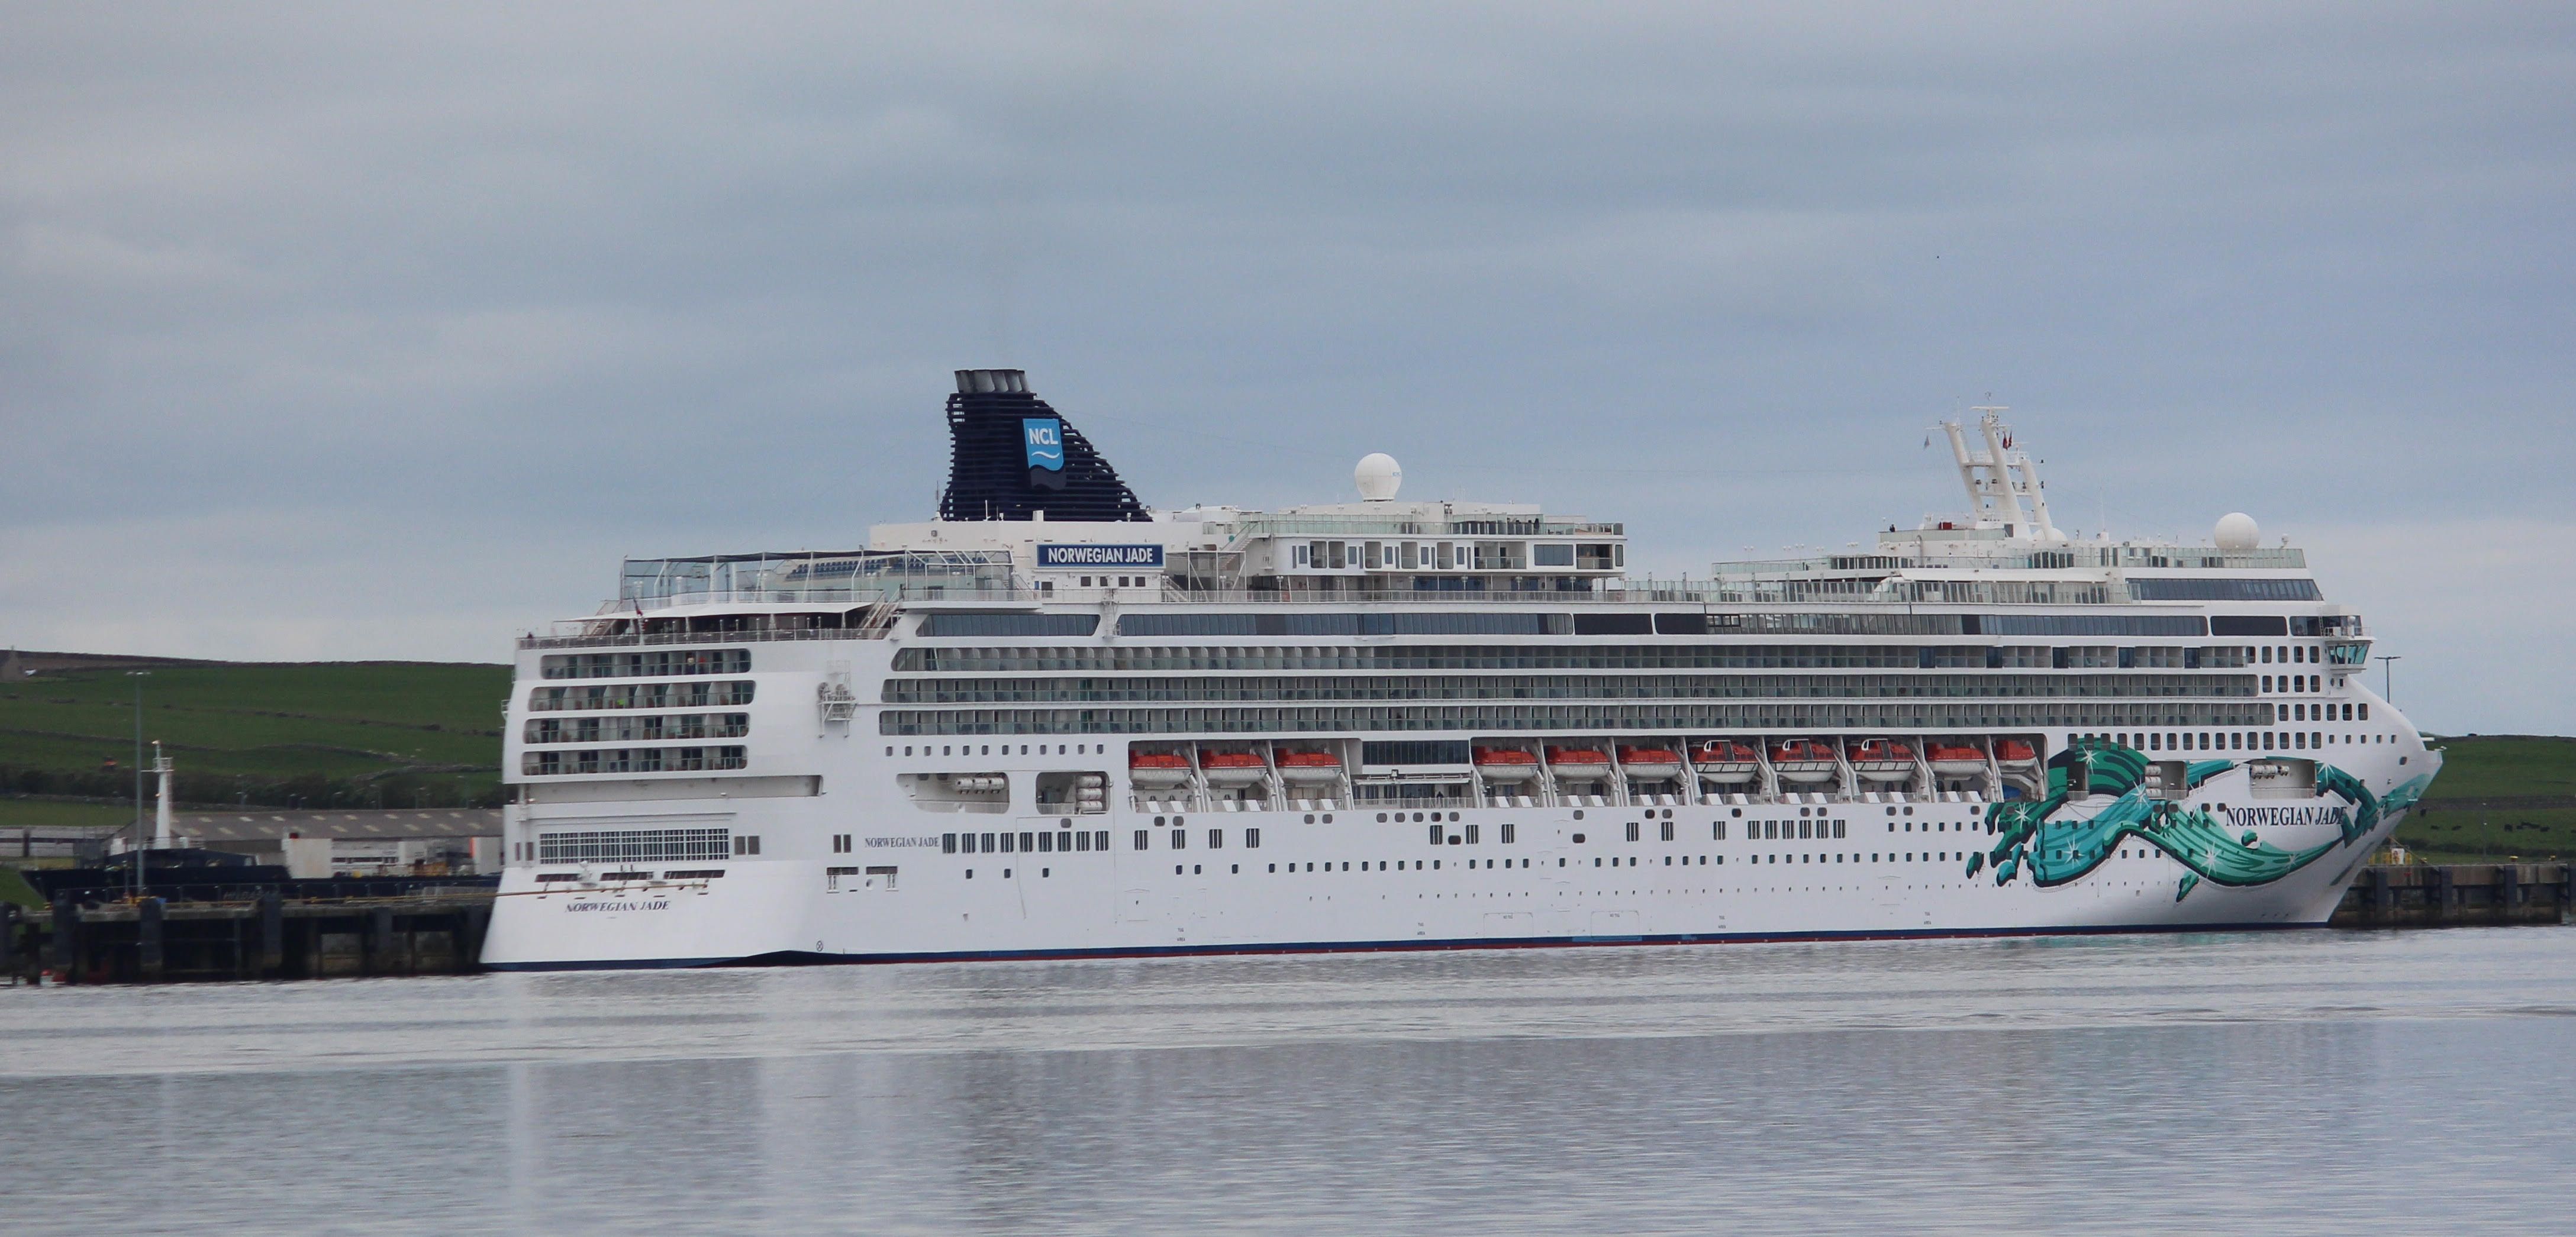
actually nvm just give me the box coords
[1993,739,2040,769]
[1691,739,1759,784]
[1849,739,1918,783]
[1927,743,1988,776]
[1544,747,1613,778]
[1275,750,1343,786]
[1199,750,1269,787]
[1473,747,1542,783]
[1769,739,1839,783]
[1616,746,1686,780]
[1128,751,1191,789]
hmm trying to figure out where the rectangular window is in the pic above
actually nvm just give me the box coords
[1624,822,1639,842]
[1095,830,1111,852]
[1037,831,1053,852]
[1018,832,1035,852]
[981,832,997,852]
[1465,824,1480,844]
[1798,821,1813,839]
[1428,824,1444,845]
[1833,821,1846,839]
[538,827,731,864]
[1171,829,1187,849]
[1713,822,1726,840]
[942,833,957,854]
[1207,829,1223,850]
[1246,828,1261,848]
[1500,822,1516,844]
[1659,821,1674,842]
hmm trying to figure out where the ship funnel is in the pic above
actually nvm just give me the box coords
[936,370,1148,522]
[955,369,1030,395]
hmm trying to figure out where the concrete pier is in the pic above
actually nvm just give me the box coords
[17,892,494,984]
[2330,863,2574,928]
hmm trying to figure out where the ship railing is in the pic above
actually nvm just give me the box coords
[1709,547,2309,574]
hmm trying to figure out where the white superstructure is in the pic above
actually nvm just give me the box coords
[482,377,2439,969]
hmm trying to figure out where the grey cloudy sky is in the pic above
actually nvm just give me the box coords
[4,2,2570,734]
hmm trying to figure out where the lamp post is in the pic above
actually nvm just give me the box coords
[2374,655,2402,705]
[124,670,150,896]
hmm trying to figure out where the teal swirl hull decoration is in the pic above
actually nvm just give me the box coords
[1979,740,2433,902]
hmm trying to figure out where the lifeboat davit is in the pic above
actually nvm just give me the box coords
[1769,739,1839,783]
[1993,739,2041,770]
[1128,751,1192,789]
[1927,743,1989,776]
[1545,747,1613,782]
[1691,740,1760,783]
[1198,751,1269,787]
[1849,739,1919,783]
[1275,750,1343,786]
[1473,747,1542,783]
[1616,746,1686,780]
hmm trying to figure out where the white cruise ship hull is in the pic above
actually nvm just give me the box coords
[482,376,2442,970]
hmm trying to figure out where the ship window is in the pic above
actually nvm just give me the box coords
[1171,829,1187,849]
[1133,830,1149,851]
[1624,822,1639,842]
[1465,825,1481,844]
[1207,829,1223,850]
[1711,822,1726,840]
[1246,828,1260,848]
[1500,823,1516,844]
[1660,821,1674,841]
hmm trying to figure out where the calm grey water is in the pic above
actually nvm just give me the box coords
[7,928,2576,1235]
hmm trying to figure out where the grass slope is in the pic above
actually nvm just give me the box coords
[1,661,510,820]
[2398,735,2576,861]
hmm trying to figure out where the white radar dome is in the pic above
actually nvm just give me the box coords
[1355,453,1403,501]
[2214,512,2260,551]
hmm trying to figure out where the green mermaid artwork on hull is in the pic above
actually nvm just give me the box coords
[1977,739,2431,902]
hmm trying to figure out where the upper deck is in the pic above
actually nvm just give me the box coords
[521,377,2348,651]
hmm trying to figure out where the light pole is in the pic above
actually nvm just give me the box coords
[124,670,150,896]
[2375,655,2402,705]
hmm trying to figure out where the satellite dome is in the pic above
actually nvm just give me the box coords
[1355,453,1402,501]
[2214,512,2259,551]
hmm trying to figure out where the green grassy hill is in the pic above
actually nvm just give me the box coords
[1,659,509,828]
[2397,735,2576,861]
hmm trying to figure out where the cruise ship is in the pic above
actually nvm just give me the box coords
[481,370,2439,969]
